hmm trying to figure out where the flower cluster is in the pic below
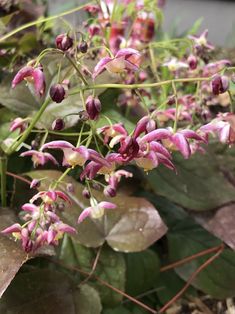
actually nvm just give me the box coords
[2,190,76,252]
[3,0,235,253]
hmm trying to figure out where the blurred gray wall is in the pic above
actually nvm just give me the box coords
[163,0,235,47]
[48,0,235,47]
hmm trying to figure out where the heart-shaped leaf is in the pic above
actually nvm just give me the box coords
[146,151,235,211]
[0,269,102,314]
[27,170,167,252]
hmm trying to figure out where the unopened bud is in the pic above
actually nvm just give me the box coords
[187,54,198,70]
[85,96,101,120]
[104,185,116,197]
[211,74,229,95]
[79,40,88,53]
[52,118,65,131]
[55,33,73,51]
[66,183,74,193]
[50,84,66,103]
[30,179,40,189]
[82,188,90,199]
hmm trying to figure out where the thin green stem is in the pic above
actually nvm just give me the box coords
[172,81,179,132]
[6,98,51,155]
[51,168,72,190]
[66,54,88,86]
[0,3,94,42]
[69,77,211,95]
[0,156,7,207]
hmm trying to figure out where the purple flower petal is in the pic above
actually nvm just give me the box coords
[41,140,75,151]
[140,129,172,143]
[99,201,117,209]
[32,68,46,97]
[171,133,191,159]
[93,57,112,79]
[1,223,22,234]
[77,207,92,223]
[12,66,34,88]
[115,48,140,59]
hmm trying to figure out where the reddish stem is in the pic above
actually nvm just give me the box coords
[160,244,223,272]
[6,171,31,185]
[46,257,158,314]
[159,244,224,313]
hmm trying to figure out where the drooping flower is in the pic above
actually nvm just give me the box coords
[93,48,141,79]
[98,123,127,144]
[30,190,71,205]
[12,65,46,97]
[10,117,28,134]
[162,58,188,72]
[20,150,58,167]
[188,29,214,51]
[77,197,116,222]
[55,33,73,51]
[200,113,235,144]
[41,140,108,168]
[211,74,229,95]
[104,169,133,197]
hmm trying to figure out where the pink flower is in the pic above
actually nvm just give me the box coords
[78,198,116,222]
[12,65,46,97]
[200,113,235,144]
[162,58,188,72]
[93,48,141,79]
[20,150,58,167]
[30,190,71,205]
[10,117,28,133]
[104,169,133,196]
[188,29,214,51]
[98,123,127,144]
[84,4,100,15]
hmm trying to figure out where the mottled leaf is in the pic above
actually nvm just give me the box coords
[146,152,235,211]
[27,170,167,252]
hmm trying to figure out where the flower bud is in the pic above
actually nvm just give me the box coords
[85,96,101,120]
[79,40,88,53]
[66,183,74,193]
[50,84,66,103]
[167,95,175,106]
[52,118,65,131]
[187,54,198,70]
[82,188,90,199]
[30,179,40,189]
[55,33,73,51]
[211,75,229,95]
[104,185,116,198]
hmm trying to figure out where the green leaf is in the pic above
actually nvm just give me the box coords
[155,270,196,305]
[26,170,167,252]
[76,284,102,314]
[0,269,102,314]
[125,250,160,296]
[148,195,235,299]
[72,242,126,306]
[146,152,235,211]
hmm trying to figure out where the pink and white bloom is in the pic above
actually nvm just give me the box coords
[200,113,235,144]
[188,29,214,51]
[162,58,188,72]
[20,150,58,167]
[12,65,46,97]
[10,117,28,133]
[93,48,141,79]
[98,123,128,144]
[30,190,71,205]
[77,197,116,222]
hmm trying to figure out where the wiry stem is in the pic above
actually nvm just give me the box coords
[0,156,7,207]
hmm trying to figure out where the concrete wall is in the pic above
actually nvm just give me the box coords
[48,0,235,47]
[163,0,235,47]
